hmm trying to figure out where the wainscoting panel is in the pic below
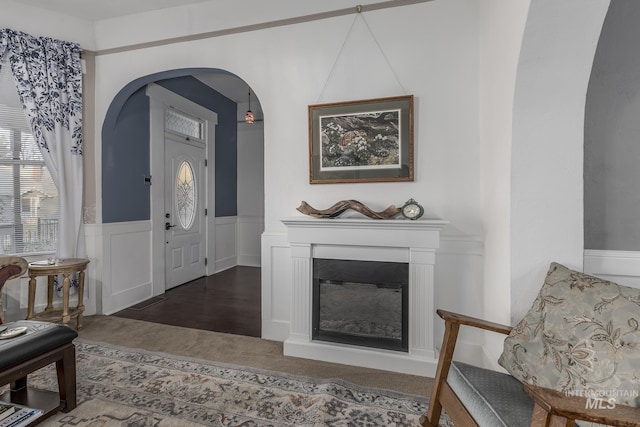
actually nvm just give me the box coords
[261,232,291,341]
[215,216,237,272]
[237,215,263,267]
[434,235,486,365]
[102,221,152,315]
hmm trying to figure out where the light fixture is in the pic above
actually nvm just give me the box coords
[244,90,254,124]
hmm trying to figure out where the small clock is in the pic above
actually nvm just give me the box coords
[401,198,424,220]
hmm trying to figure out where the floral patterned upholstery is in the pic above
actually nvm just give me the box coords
[498,262,640,408]
[0,256,28,323]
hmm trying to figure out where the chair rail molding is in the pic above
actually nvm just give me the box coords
[584,249,640,289]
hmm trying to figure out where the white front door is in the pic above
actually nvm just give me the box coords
[164,135,206,289]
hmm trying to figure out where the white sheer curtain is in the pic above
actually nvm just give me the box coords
[0,29,85,266]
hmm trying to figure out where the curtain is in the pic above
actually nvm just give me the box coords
[0,32,6,61]
[0,29,85,283]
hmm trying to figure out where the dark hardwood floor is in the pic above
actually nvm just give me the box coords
[112,266,261,337]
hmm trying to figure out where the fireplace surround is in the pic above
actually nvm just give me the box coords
[282,216,447,376]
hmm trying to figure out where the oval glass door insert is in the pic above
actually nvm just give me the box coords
[176,160,196,229]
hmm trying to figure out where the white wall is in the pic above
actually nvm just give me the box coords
[477,0,530,365]
[87,1,487,342]
[1,1,615,370]
[1,1,95,48]
[510,0,609,324]
[237,111,264,267]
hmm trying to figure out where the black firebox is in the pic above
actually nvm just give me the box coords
[312,258,408,352]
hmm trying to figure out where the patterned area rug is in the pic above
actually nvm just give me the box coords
[29,340,452,426]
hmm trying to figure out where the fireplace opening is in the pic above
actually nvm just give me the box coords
[312,258,408,352]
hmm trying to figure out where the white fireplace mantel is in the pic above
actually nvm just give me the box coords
[281,216,448,377]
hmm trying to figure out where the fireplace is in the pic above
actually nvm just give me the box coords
[312,258,408,352]
[282,216,447,376]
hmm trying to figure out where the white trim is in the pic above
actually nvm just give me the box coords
[146,83,218,296]
[439,233,484,255]
[584,249,640,278]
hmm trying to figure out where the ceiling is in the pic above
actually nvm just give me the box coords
[195,73,261,114]
[19,0,214,21]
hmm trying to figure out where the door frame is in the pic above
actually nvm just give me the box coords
[147,83,218,296]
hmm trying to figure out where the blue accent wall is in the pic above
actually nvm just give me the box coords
[102,87,150,223]
[102,69,238,223]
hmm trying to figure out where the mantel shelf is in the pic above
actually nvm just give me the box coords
[282,216,449,231]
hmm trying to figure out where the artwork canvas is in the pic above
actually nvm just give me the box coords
[308,95,413,184]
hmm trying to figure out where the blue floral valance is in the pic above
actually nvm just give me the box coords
[0,28,83,156]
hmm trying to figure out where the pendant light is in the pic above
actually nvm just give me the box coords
[244,90,254,124]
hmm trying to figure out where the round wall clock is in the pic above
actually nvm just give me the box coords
[401,198,424,220]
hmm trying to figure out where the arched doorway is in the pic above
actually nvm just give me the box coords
[101,68,264,336]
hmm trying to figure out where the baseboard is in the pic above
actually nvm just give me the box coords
[262,319,290,342]
[215,256,238,273]
[238,255,260,267]
[103,281,154,315]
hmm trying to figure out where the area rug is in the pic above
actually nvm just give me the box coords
[28,339,452,426]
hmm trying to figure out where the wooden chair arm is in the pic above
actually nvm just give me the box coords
[437,309,513,335]
[524,384,640,427]
[423,310,514,426]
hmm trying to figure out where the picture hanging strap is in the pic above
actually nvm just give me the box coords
[315,6,408,104]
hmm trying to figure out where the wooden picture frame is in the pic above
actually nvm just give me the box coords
[308,95,414,184]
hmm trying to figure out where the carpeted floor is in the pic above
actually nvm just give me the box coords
[29,339,450,426]
[74,315,433,397]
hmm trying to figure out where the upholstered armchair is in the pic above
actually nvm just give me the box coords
[0,256,28,324]
[423,262,640,427]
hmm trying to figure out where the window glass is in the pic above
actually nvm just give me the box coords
[176,160,196,229]
[165,108,203,140]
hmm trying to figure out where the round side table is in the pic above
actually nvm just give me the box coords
[27,258,90,330]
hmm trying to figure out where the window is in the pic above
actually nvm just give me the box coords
[0,58,59,254]
[165,108,204,141]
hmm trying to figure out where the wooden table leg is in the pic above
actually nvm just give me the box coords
[27,275,36,320]
[46,275,54,312]
[76,270,85,330]
[61,273,70,325]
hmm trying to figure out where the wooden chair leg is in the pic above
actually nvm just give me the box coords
[422,321,461,427]
[530,402,575,427]
[55,345,76,412]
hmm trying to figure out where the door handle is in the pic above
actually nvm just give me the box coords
[165,222,177,230]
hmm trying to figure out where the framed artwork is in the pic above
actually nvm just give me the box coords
[308,95,414,184]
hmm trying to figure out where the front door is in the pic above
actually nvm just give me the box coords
[164,135,206,289]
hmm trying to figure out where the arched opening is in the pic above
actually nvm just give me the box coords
[101,68,264,337]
